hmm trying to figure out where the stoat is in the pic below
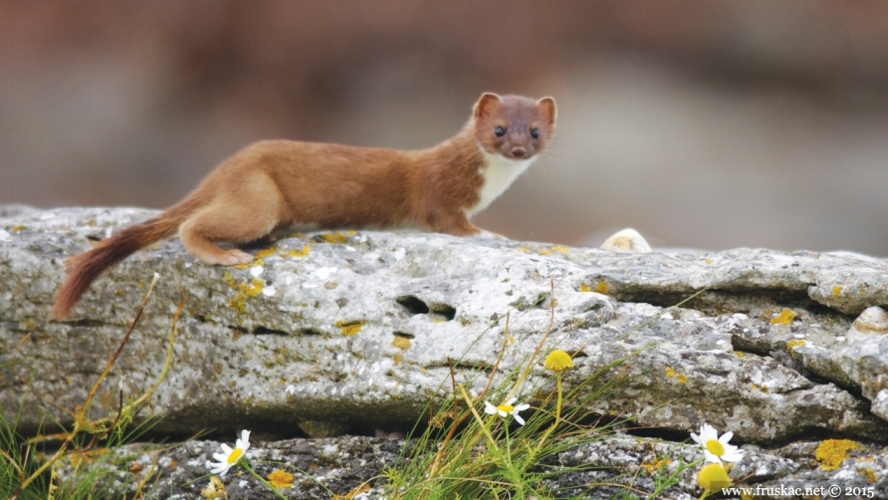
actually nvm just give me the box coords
[52,92,556,318]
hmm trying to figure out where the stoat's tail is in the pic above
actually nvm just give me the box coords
[52,198,200,319]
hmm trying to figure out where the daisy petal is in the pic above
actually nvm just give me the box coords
[484,401,497,415]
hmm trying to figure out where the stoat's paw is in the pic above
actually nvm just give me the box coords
[218,249,255,266]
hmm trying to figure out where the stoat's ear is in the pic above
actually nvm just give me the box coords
[474,93,502,120]
[536,97,557,128]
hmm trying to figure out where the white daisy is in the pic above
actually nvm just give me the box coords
[691,423,743,464]
[208,430,251,476]
[483,397,531,426]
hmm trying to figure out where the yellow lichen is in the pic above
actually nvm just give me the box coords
[255,247,278,259]
[665,366,686,383]
[641,457,671,474]
[267,469,294,489]
[786,339,806,350]
[332,483,371,500]
[228,294,246,314]
[336,320,364,337]
[550,245,570,254]
[770,308,795,325]
[734,351,746,358]
[241,279,264,297]
[861,467,877,484]
[391,336,411,350]
[815,439,860,470]
[595,281,609,294]
[223,270,236,289]
[287,245,311,258]
[539,248,552,255]
[516,247,529,253]
[235,258,261,270]
[320,232,350,244]
[392,353,403,365]
[579,283,591,292]
[11,225,24,233]
[223,271,264,314]
[832,285,843,298]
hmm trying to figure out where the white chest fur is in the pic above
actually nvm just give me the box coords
[465,151,536,218]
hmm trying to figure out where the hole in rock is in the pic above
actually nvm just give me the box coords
[253,326,290,336]
[396,295,430,315]
[430,304,456,321]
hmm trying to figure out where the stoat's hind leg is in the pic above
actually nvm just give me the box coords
[179,176,282,266]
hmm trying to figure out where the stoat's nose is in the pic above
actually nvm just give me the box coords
[510,147,527,158]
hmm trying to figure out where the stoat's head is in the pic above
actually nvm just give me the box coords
[472,93,556,160]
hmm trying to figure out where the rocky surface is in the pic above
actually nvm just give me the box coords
[3,205,888,498]
[50,433,888,499]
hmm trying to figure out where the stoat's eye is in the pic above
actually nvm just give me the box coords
[531,128,540,139]
[494,126,506,137]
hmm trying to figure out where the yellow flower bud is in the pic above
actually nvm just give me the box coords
[544,349,574,372]
[697,463,731,492]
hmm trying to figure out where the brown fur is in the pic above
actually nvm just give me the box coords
[52,93,556,318]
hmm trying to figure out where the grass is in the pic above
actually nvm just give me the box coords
[377,286,707,500]
[1,274,179,499]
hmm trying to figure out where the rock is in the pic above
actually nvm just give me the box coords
[52,435,404,499]
[51,433,888,499]
[3,206,888,497]
[3,206,888,442]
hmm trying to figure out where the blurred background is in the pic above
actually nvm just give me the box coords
[3,1,888,255]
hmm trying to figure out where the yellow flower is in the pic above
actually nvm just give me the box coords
[544,349,574,372]
[697,462,731,492]
[267,469,294,489]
